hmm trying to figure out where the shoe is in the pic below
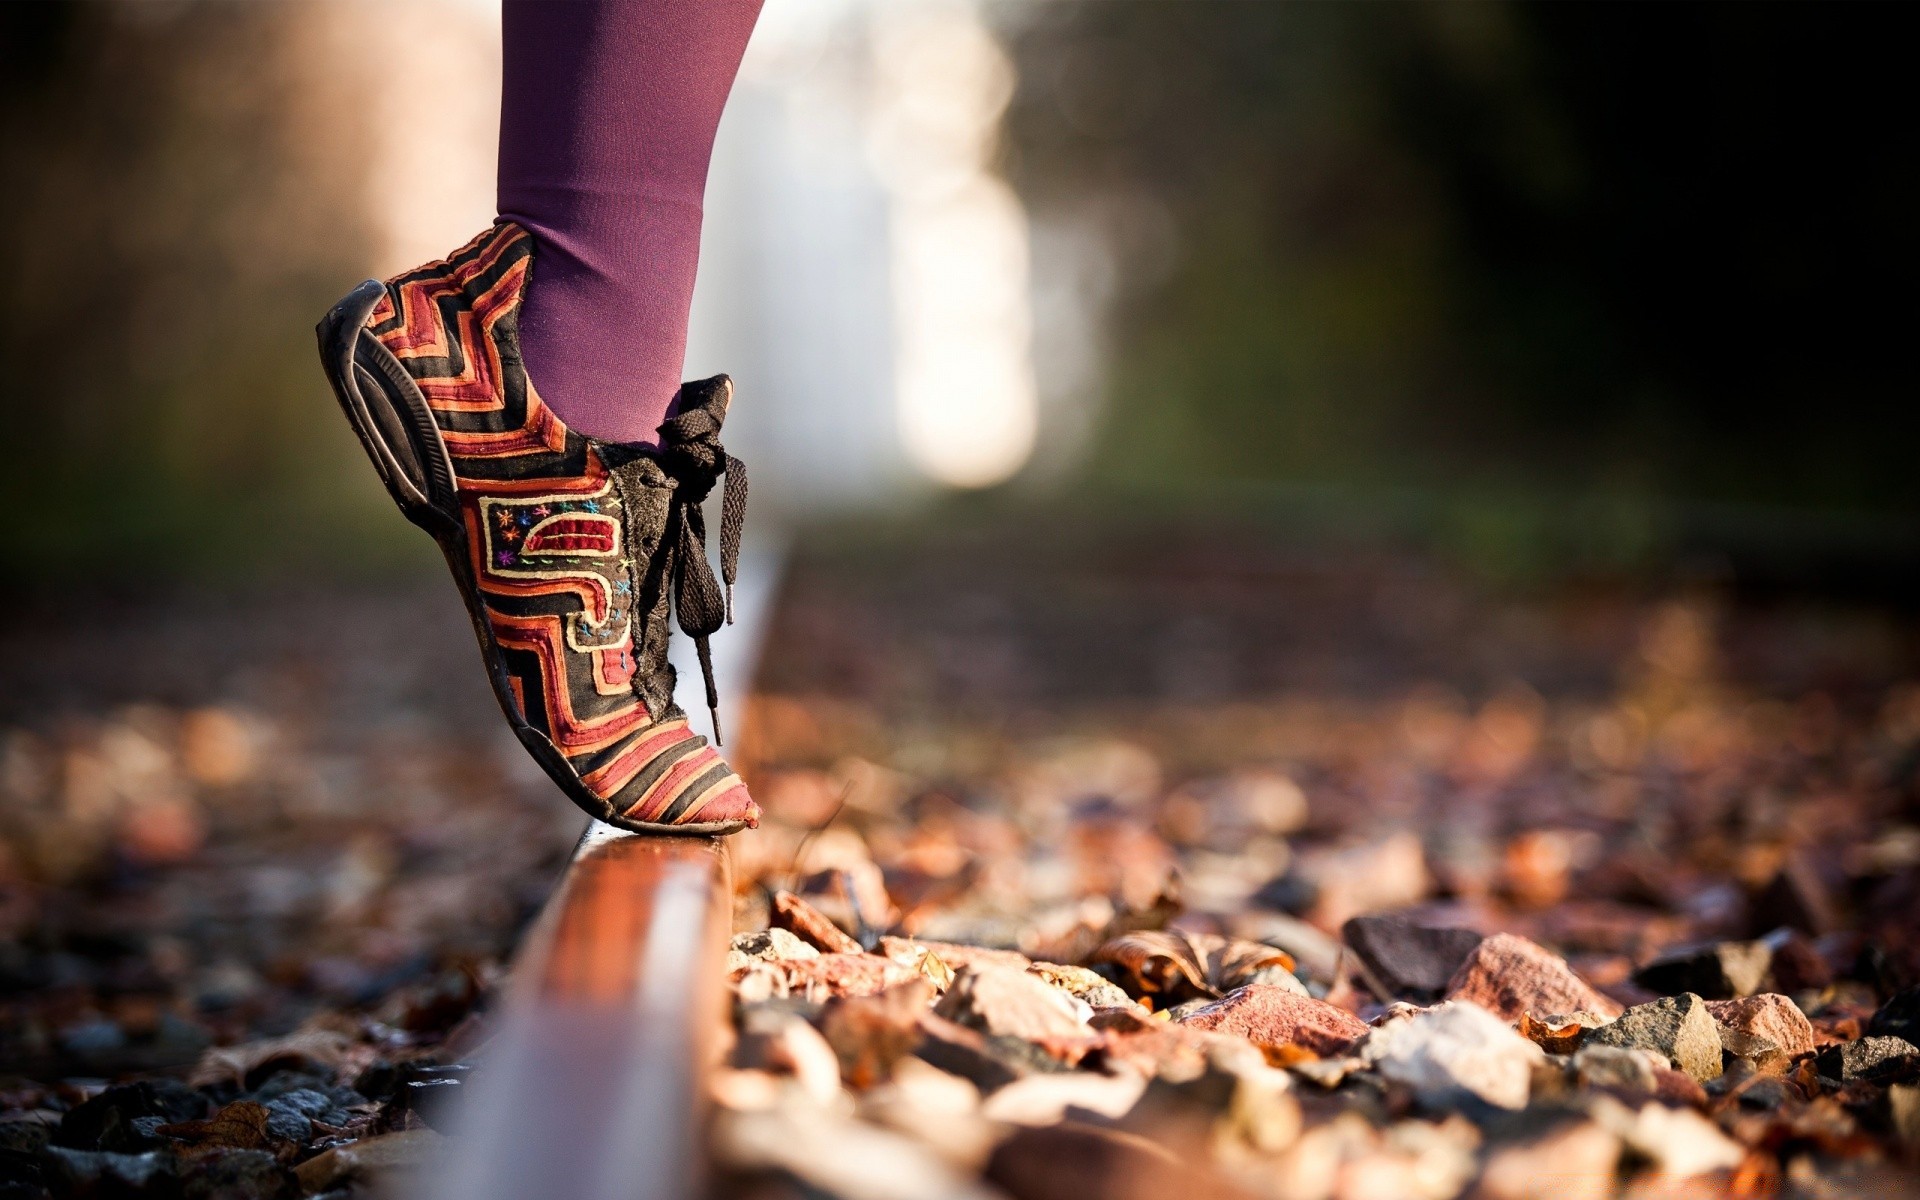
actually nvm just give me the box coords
[315,222,759,835]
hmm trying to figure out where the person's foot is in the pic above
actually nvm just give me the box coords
[316,223,759,835]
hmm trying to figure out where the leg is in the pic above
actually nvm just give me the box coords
[315,0,765,833]
[498,0,763,447]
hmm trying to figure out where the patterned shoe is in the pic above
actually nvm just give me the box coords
[315,223,759,835]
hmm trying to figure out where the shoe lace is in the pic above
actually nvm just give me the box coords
[655,403,748,746]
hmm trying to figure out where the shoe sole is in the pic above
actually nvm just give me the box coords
[316,281,751,838]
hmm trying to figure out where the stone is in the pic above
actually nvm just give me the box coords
[1814,1036,1919,1084]
[753,952,922,1002]
[979,1070,1148,1126]
[1867,985,1920,1044]
[1759,927,1832,993]
[913,1013,1027,1093]
[1129,1048,1302,1154]
[1229,911,1344,985]
[726,928,819,971]
[819,979,938,1089]
[1360,1001,1544,1110]
[1025,961,1132,1010]
[1588,994,1723,1083]
[878,937,1032,974]
[934,966,1090,1044]
[1731,1075,1794,1112]
[55,1081,209,1153]
[1175,985,1369,1056]
[1597,1099,1744,1178]
[292,1130,441,1194]
[855,1060,995,1172]
[1474,1117,1621,1200]
[1750,854,1838,936]
[1445,933,1624,1023]
[178,1148,297,1199]
[1716,1027,1789,1073]
[1890,1083,1919,1150]
[1651,1066,1709,1109]
[772,890,864,954]
[716,1099,1000,1200]
[985,1122,1255,1200]
[1632,941,1771,1000]
[1342,915,1485,1000]
[1087,1006,1233,1082]
[39,1148,179,1196]
[1571,1045,1663,1096]
[1705,993,1815,1059]
[1278,832,1433,929]
[732,1008,843,1104]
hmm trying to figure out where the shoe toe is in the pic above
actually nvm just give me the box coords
[679,783,760,829]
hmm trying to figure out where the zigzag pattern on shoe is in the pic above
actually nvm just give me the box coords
[332,222,757,832]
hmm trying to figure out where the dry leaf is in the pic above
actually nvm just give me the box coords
[772,890,864,955]
[1093,931,1299,1003]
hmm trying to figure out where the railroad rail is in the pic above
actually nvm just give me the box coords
[430,823,733,1200]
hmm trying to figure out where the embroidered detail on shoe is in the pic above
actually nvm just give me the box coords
[523,513,619,557]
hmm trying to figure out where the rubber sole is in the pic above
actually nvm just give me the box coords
[315,283,749,839]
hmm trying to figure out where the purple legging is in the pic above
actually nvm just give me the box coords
[498,0,763,447]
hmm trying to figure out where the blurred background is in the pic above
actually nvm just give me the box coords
[4,0,1916,579]
[3,0,1920,1131]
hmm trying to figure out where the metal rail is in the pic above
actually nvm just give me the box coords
[430,823,732,1200]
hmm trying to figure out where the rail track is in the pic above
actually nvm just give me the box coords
[429,823,733,1200]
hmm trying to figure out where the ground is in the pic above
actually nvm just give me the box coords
[2,520,1918,1198]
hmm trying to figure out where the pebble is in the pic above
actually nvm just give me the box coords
[732,1008,844,1104]
[1174,985,1369,1056]
[986,1121,1254,1200]
[1716,1027,1788,1073]
[727,928,819,969]
[1814,1035,1920,1084]
[1025,961,1133,1009]
[1867,986,1920,1044]
[1229,911,1344,986]
[913,1013,1027,1093]
[1631,940,1771,1000]
[38,1148,177,1195]
[819,979,939,1089]
[1341,915,1484,1000]
[856,1060,996,1172]
[1890,1083,1919,1151]
[761,953,923,1003]
[1445,933,1623,1023]
[1474,1116,1621,1200]
[1571,1045,1663,1096]
[1596,1098,1745,1178]
[1359,1001,1544,1110]
[293,1130,441,1194]
[978,1070,1147,1126]
[1704,993,1815,1059]
[717,1100,1001,1200]
[879,937,1033,974]
[1587,994,1723,1083]
[934,966,1091,1044]
[1087,1006,1234,1082]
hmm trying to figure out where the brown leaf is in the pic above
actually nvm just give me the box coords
[1092,931,1298,1004]
[818,978,938,1089]
[1518,1012,1591,1055]
[188,1027,364,1089]
[157,1101,275,1153]
[771,890,863,955]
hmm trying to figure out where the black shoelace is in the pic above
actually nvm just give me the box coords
[654,404,748,746]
